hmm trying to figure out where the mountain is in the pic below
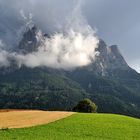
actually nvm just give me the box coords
[0,26,140,118]
[67,40,140,117]
[76,39,130,76]
[17,26,39,53]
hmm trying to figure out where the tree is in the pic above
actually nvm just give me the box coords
[73,98,97,113]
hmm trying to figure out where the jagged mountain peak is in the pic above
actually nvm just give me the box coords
[17,25,39,53]
[77,39,129,76]
[109,45,119,52]
[7,26,130,76]
[107,45,129,70]
[97,39,107,53]
[108,45,122,57]
[17,25,48,54]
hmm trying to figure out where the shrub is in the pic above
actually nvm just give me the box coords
[73,98,97,113]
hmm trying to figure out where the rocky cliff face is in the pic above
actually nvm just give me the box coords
[108,45,129,70]
[16,27,130,75]
[0,26,132,76]
[79,39,130,76]
[17,26,45,54]
[18,26,38,53]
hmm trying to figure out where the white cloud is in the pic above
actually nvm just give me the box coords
[15,30,99,69]
[0,0,99,70]
[130,60,140,73]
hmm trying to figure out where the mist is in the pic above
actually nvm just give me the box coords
[0,0,99,70]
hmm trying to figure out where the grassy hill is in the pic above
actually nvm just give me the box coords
[0,113,140,140]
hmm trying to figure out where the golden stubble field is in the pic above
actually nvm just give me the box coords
[0,110,75,129]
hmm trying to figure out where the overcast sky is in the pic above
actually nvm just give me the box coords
[0,0,139,72]
[83,0,140,72]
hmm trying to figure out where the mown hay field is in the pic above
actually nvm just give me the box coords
[0,110,74,128]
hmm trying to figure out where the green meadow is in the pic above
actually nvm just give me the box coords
[0,113,140,140]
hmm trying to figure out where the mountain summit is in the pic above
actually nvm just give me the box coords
[73,39,129,76]
[17,26,40,53]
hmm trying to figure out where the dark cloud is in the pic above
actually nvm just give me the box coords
[0,0,99,70]
[0,0,139,71]
[83,0,140,72]
[0,0,74,47]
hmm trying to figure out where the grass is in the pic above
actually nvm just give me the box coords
[0,113,140,140]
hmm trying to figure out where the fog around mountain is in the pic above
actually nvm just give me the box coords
[0,0,139,72]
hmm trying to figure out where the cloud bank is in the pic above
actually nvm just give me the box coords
[0,0,99,70]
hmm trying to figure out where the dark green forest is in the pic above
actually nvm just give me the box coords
[0,67,140,118]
